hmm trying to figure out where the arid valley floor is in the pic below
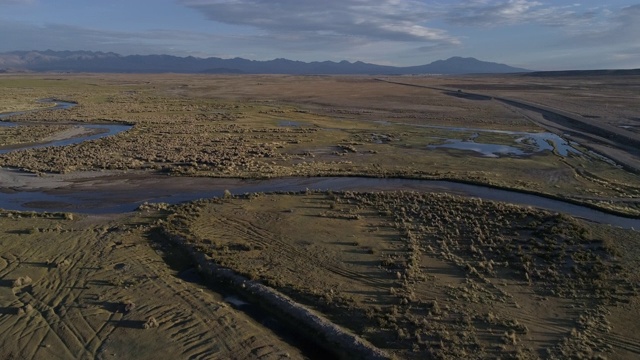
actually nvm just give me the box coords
[1,73,639,359]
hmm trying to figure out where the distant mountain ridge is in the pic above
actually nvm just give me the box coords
[525,69,640,77]
[0,50,531,75]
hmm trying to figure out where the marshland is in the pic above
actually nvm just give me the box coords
[0,73,639,359]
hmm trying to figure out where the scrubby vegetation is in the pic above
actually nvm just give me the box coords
[163,191,638,359]
[1,74,639,215]
[0,124,72,147]
[1,74,639,359]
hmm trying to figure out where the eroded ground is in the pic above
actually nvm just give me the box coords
[0,211,303,359]
[162,191,640,359]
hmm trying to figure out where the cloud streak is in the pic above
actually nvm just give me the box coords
[572,5,640,44]
[180,0,460,46]
[0,0,637,69]
[445,0,596,27]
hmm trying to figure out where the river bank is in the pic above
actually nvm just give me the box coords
[1,167,639,229]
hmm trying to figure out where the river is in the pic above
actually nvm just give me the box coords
[0,100,638,230]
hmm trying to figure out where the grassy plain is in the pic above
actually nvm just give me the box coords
[1,74,639,215]
[1,73,640,359]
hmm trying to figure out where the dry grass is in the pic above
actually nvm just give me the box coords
[0,125,73,147]
[1,73,640,358]
[1,74,639,215]
[162,191,639,359]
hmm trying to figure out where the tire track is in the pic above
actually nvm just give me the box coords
[7,225,114,360]
[18,291,91,359]
[202,214,391,289]
[76,310,117,355]
[605,332,640,354]
[1,213,305,360]
[0,255,19,278]
[120,235,262,359]
[16,315,49,360]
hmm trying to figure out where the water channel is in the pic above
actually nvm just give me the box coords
[0,102,638,230]
[0,100,131,154]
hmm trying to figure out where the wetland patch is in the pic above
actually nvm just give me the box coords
[399,123,582,157]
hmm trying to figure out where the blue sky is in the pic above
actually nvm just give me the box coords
[1,0,639,70]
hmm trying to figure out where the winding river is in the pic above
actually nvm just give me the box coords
[0,101,638,230]
[0,100,131,153]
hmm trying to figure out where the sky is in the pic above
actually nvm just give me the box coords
[1,0,639,70]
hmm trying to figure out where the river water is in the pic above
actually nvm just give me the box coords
[0,99,78,120]
[0,174,637,229]
[0,101,638,229]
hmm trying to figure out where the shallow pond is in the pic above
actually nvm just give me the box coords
[277,120,305,127]
[377,120,581,157]
[428,139,527,157]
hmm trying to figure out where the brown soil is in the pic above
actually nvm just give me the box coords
[0,210,304,359]
[162,191,640,359]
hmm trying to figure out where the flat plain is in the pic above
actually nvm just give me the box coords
[0,73,639,359]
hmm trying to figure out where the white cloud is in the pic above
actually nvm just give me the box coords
[578,4,640,43]
[546,3,640,64]
[446,0,595,27]
[2,0,636,69]
[179,0,459,45]
[611,48,640,62]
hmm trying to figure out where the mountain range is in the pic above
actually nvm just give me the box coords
[0,50,531,75]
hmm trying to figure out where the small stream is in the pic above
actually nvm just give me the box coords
[0,100,131,153]
[0,98,77,119]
